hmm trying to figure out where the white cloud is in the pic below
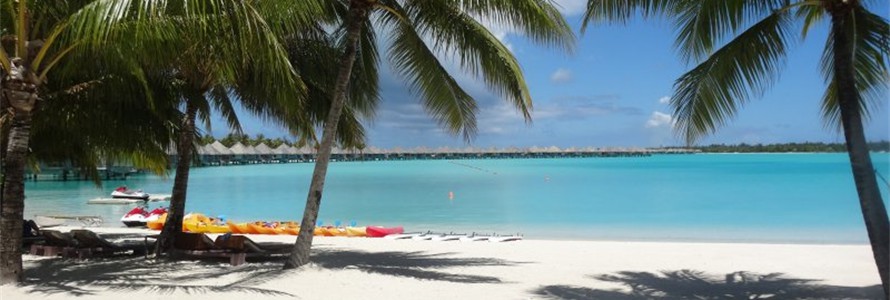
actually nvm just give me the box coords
[645,111,674,128]
[553,0,587,16]
[550,68,573,83]
[658,96,671,104]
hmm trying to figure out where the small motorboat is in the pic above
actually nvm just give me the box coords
[111,186,150,200]
[121,207,150,227]
[121,207,167,227]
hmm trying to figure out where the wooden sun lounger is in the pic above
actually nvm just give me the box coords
[29,230,78,257]
[170,232,247,266]
[212,235,292,266]
[70,229,152,259]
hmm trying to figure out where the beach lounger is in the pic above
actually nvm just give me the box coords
[35,215,103,227]
[171,232,254,266]
[70,229,152,258]
[29,230,78,257]
[212,235,292,266]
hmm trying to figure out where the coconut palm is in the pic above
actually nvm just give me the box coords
[0,0,321,284]
[145,14,309,254]
[582,0,889,294]
[151,10,384,253]
[283,0,575,268]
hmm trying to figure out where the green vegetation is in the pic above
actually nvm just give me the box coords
[693,141,890,153]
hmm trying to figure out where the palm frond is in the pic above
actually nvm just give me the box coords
[795,2,825,39]
[382,2,479,139]
[672,10,793,145]
[819,5,890,129]
[448,0,575,52]
[581,0,677,28]
[671,0,788,64]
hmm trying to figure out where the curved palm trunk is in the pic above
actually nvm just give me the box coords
[156,99,199,254]
[283,0,370,269]
[0,72,38,284]
[830,6,890,296]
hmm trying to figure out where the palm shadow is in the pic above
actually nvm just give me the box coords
[20,246,518,297]
[311,248,520,283]
[22,256,294,297]
[532,270,883,299]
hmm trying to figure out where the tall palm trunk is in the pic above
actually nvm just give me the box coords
[0,68,38,284]
[829,4,890,296]
[156,98,199,254]
[283,0,370,269]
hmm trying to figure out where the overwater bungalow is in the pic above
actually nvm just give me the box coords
[254,143,274,163]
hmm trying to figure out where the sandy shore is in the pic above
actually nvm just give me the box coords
[0,227,883,299]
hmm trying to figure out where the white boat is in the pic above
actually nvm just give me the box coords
[489,235,523,242]
[111,186,150,200]
[459,234,491,242]
[383,232,425,240]
[411,233,439,241]
[431,233,466,241]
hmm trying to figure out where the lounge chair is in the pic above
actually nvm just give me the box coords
[29,230,78,257]
[171,232,247,266]
[22,219,45,248]
[212,234,292,266]
[69,229,152,258]
[214,234,292,253]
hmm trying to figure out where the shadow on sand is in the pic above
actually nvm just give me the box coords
[311,248,520,283]
[532,270,883,299]
[20,247,517,297]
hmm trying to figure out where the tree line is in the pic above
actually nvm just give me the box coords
[692,141,890,153]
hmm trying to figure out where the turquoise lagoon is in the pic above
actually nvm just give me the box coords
[23,153,890,244]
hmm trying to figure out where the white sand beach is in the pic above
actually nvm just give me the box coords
[0,227,883,299]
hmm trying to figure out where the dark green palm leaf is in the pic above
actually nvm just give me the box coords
[819,6,889,129]
[672,10,794,145]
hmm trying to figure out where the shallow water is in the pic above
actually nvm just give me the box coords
[23,153,890,244]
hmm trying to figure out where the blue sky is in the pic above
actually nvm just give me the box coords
[211,1,889,148]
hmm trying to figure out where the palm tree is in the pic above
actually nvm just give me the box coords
[283,0,575,269]
[145,10,312,254]
[151,6,383,253]
[0,0,174,284]
[582,0,889,294]
[0,0,316,284]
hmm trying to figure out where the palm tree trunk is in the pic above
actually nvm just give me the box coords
[830,5,890,296]
[283,0,371,269]
[0,74,38,284]
[156,98,199,254]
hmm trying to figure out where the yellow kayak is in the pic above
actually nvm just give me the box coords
[147,213,167,230]
[324,227,347,236]
[227,221,250,234]
[184,221,230,233]
[346,227,367,237]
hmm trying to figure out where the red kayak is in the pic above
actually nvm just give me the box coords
[366,226,404,238]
